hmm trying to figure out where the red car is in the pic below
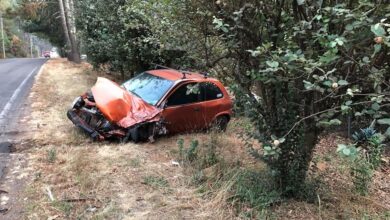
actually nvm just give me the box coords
[42,51,50,58]
[67,67,233,142]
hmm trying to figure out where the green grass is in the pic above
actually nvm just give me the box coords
[46,148,57,163]
[142,175,169,189]
[52,201,73,217]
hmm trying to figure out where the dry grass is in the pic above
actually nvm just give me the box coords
[18,59,389,220]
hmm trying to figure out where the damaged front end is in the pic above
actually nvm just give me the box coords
[67,93,126,141]
[67,77,166,142]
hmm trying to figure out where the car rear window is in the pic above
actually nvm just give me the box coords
[122,72,174,105]
[201,82,223,101]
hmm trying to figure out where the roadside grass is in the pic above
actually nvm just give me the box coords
[20,59,389,219]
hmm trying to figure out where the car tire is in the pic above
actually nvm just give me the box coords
[130,127,141,143]
[129,124,154,143]
[212,116,229,132]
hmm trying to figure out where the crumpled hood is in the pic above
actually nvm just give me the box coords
[91,77,162,128]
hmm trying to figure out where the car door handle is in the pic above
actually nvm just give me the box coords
[194,107,200,112]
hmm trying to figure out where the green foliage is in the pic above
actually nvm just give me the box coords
[187,139,199,162]
[231,170,281,210]
[177,138,199,163]
[177,135,221,169]
[46,148,57,163]
[352,128,377,143]
[201,135,219,168]
[177,138,184,160]
[205,0,390,198]
[19,1,66,48]
[338,129,386,195]
[76,0,161,77]
[365,134,386,169]
[52,201,73,217]
[351,157,374,196]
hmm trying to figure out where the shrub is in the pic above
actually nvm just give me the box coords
[338,129,386,195]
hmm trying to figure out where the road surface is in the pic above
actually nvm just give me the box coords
[0,58,47,131]
[0,58,47,218]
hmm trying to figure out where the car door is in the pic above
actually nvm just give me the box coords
[161,82,204,134]
[199,82,225,126]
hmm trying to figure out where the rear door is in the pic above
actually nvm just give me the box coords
[161,83,204,133]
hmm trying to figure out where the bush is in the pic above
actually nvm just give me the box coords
[77,0,161,78]
[338,128,386,195]
[351,158,374,196]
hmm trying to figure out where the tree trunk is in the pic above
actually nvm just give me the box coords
[63,0,80,63]
[58,0,71,52]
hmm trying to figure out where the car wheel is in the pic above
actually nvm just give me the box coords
[130,127,141,143]
[212,116,229,132]
[128,124,154,143]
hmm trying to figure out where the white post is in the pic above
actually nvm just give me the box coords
[0,14,5,59]
[30,35,33,58]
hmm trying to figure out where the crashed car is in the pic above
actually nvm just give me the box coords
[67,67,233,142]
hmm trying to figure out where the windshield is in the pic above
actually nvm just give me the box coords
[122,72,174,105]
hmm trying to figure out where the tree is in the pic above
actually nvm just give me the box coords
[63,0,80,63]
[76,0,161,78]
[58,0,70,53]
[206,0,389,197]
[20,0,80,62]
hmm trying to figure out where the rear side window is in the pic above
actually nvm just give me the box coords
[201,82,223,101]
[167,83,201,106]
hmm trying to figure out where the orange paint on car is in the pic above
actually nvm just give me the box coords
[91,77,161,128]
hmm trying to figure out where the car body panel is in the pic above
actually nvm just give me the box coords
[162,103,204,133]
[148,69,205,81]
[91,77,161,128]
[159,80,232,134]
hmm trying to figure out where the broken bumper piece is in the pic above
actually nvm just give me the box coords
[66,109,104,141]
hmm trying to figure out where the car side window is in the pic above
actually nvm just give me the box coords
[201,82,223,101]
[167,83,201,106]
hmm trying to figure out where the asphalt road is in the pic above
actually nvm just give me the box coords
[0,58,46,218]
[0,58,47,134]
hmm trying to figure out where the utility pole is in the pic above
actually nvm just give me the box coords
[36,46,40,58]
[30,35,33,58]
[0,13,6,59]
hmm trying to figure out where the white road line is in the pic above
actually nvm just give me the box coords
[0,66,38,120]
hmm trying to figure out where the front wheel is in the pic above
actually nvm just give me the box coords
[125,123,155,143]
[212,116,229,132]
[130,127,141,143]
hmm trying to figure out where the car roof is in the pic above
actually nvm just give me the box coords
[147,69,214,82]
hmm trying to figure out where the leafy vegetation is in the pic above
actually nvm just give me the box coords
[338,127,386,195]
[46,148,57,163]
[0,0,30,58]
